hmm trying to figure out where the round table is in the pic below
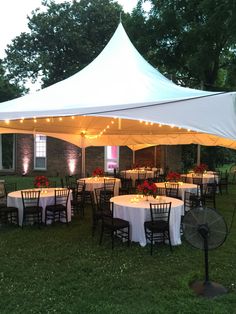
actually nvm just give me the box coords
[78,177,121,196]
[7,188,72,226]
[120,170,154,186]
[183,172,218,184]
[155,182,198,200]
[110,194,184,247]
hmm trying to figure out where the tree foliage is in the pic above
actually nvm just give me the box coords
[138,0,236,90]
[0,61,23,102]
[3,0,124,88]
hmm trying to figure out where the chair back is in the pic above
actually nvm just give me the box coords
[120,177,132,194]
[102,202,114,225]
[184,191,200,213]
[165,182,179,198]
[104,178,116,193]
[54,189,70,207]
[149,202,172,223]
[21,190,41,209]
[95,188,111,212]
[138,171,146,180]
[156,187,166,196]
[0,182,17,205]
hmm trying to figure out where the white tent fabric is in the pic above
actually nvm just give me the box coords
[0,23,236,150]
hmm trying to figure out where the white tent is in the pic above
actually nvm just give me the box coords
[0,22,236,152]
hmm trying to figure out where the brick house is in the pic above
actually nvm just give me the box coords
[0,133,182,177]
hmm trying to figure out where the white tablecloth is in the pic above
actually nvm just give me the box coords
[120,170,154,186]
[7,188,72,226]
[155,182,198,200]
[110,194,183,247]
[182,173,218,184]
[79,177,121,196]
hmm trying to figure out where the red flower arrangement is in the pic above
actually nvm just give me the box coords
[34,175,49,188]
[193,163,208,174]
[166,172,181,182]
[92,167,104,177]
[137,180,157,196]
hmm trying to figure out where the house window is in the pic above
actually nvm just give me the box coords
[0,134,15,171]
[105,146,119,173]
[34,134,47,170]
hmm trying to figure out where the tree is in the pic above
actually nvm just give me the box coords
[3,0,124,88]
[138,0,236,90]
[0,61,23,102]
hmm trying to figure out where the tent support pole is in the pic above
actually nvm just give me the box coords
[0,135,2,170]
[197,144,201,165]
[132,150,135,166]
[154,146,157,167]
[81,134,86,177]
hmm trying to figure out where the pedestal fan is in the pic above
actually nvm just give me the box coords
[183,207,228,298]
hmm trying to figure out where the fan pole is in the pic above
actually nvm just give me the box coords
[204,237,209,283]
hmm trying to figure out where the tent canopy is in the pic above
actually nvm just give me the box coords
[0,23,236,150]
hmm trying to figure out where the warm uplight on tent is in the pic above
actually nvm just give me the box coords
[20,120,24,123]
[71,116,75,119]
[145,121,148,125]
[139,120,143,123]
[171,124,174,128]
[46,118,50,122]
[34,119,37,123]
[187,129,191,132]
[106,125,110,129]
[5,120,10,124]
[59,117,63,121]
[111,121,114,124]
[159,124,162,127]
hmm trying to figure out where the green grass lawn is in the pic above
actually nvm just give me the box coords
[0,176,236,313]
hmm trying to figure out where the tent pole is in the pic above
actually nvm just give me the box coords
[0,135,2,170]
[81,134,86,177]
[154,146,157,167]
[132,150,135,166]
[197,144,201,165]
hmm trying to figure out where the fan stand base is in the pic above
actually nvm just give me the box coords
[190,280,227,298]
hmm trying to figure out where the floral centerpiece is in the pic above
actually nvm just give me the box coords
[193,163,208,174]
[166,171,181,182]
[92,167,104,177]
[137,180,157,200]
[34,175,49,188]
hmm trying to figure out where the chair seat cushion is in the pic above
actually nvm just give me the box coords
[46,204,66,212]
[0,206,18,212]
[105,217,129,229]
[144,220,168,232]
[25,206,43,213]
